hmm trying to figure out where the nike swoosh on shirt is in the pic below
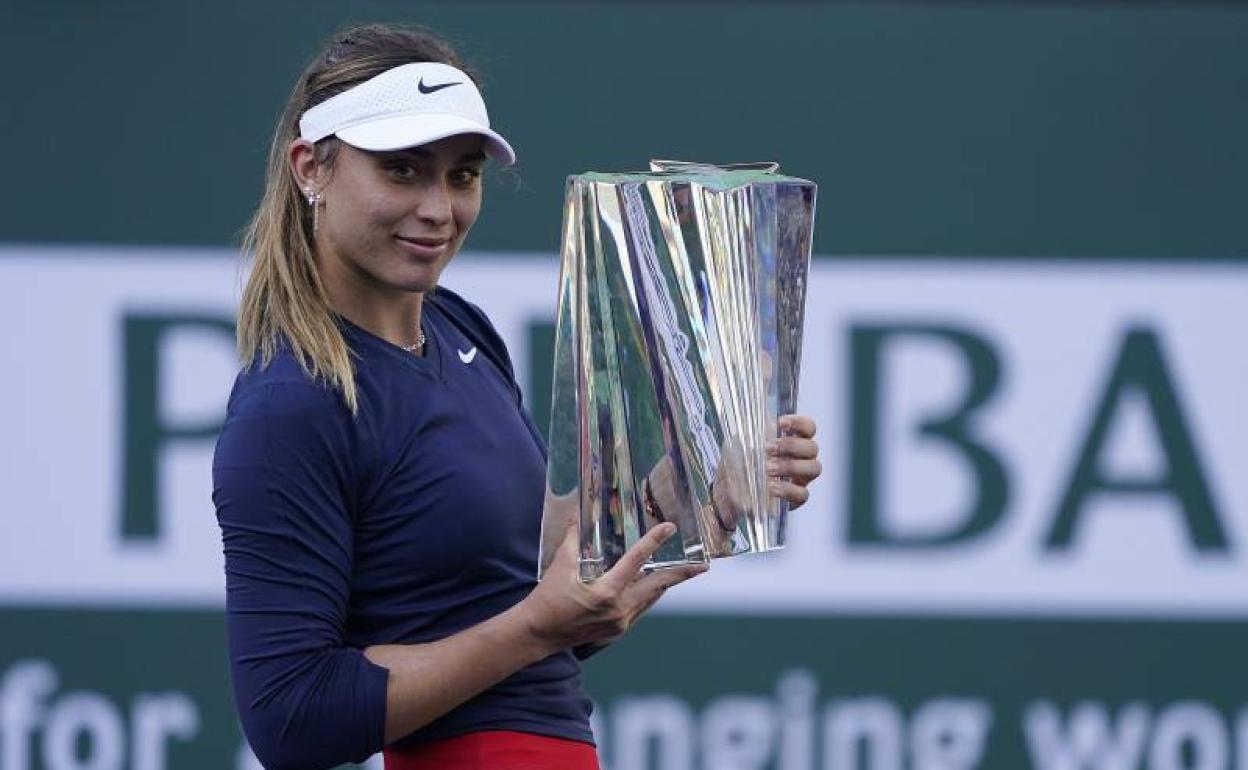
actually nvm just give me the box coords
[458,347,478,364]
[418,78,461,94]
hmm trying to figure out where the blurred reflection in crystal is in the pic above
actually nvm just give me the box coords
[538,161,816,581]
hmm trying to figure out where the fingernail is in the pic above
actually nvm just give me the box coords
[769,481,784,495]
[766,460,780,475]
[765,441,778,456]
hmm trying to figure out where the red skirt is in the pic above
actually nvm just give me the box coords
[384,729,601,770]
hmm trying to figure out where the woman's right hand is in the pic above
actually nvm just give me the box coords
[520,522,707,653]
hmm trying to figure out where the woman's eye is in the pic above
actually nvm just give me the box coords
[386,163,417,181]
[451,167,482,187]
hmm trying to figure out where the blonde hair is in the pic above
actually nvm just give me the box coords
[237,24,478,414]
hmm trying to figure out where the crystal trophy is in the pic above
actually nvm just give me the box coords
[538,160,816,582]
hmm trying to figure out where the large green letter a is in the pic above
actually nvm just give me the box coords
[1047,327,1226,551]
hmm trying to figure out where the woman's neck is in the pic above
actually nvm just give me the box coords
[321,264,428,353]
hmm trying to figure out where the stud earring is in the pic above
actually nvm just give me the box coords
[304,187,323,234]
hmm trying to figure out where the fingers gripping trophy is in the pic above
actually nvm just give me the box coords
[538,160,817,582]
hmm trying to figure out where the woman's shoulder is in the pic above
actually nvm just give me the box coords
[428,284,497,333]
[228,341,350,423]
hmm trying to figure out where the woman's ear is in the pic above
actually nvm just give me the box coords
[289,139,322,193]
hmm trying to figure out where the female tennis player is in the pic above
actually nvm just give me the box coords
[212,23,822,770]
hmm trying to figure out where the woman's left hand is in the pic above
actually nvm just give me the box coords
[767,414,821,509]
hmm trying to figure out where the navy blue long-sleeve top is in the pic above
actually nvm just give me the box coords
[212,287,592,770]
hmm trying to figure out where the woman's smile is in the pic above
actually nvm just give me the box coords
[394,234,451,260]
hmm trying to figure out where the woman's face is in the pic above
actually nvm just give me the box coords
[306,134,487,298]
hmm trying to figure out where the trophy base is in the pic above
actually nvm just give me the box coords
[639,541,788,575]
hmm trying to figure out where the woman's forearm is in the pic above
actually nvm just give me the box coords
[363,601,557,743]
[366,518,709,745]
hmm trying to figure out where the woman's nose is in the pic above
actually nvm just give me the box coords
[416,181,453,225]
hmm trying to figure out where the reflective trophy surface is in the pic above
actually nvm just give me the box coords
[538,161,816,582]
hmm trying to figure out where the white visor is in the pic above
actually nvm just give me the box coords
[298,62,516,165]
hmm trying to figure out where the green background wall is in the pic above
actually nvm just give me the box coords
[5,1,1247,258]
[4,610,1247,768]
